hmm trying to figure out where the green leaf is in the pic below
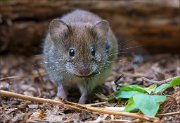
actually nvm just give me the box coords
[154,83,170,93]
[133,93,166,117]
[152,95,167,103]
[116,90,142,99]
[125,97,138,112]
[119,85,147,93]
[170,77,180,86]
[155,77,180,93]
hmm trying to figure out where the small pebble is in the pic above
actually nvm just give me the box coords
[0,82,10,90]
[28,104,39,109]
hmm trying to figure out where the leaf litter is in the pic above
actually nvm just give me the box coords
[0,54,179,122]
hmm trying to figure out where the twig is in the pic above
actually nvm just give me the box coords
[0,90,81,110]
[0,90,159,122]
[142,76,180,85]
[87,119,138,123]
[114,74,124,89]
[87,106,158,122]
[121,72,149,78]
[85,101,107,106]
[106,119,139,123]
[0,72,47,81]
[6,101,31,114]
[0,75,23,81]
[157,111,180,116]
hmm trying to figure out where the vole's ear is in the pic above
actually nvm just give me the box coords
[49,19,69,42]
[92,20,109,39]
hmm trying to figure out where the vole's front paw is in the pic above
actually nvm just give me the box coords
[78,94,87,104]
[57,90,67,100]
[54,96,63,101]
[57,84,67,100]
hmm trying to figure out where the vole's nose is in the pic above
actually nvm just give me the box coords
[76,63,91,76]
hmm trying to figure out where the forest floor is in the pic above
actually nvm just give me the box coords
[0,54,179,122]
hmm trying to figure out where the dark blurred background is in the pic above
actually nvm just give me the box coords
[0,0,179,56]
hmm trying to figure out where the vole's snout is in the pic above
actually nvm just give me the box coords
[76,63,91,76]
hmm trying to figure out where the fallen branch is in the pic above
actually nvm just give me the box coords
[0,90,159,122]
[142,76,180,84]
[157,111,180,116]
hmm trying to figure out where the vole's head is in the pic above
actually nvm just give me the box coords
[49,19,112,77]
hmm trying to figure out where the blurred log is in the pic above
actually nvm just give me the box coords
[0,0,179,55]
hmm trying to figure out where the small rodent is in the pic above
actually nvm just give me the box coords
[43,10,118,104]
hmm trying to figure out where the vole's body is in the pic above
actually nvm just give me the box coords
[43,10,118,103]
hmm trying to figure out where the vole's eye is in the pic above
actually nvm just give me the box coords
[91,47,96,56]
[69,48,75,57]
[105,42,110,50]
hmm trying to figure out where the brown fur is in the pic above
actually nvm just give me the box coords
[43,10,118,103]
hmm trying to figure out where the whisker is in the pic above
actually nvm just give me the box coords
[120,45,143,51]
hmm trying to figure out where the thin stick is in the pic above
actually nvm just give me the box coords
[85,101,107,106]
[0,90,158,122]
[142,76,180,85]
[87,106,158,122]
[106,119,138,123]
[0,90,81,110]
[86,119,137,123]
[122,72,148,78]
[6,101,31,114]
[0,72,47,81]
[157,111,180,116]
[0,76,22,81]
